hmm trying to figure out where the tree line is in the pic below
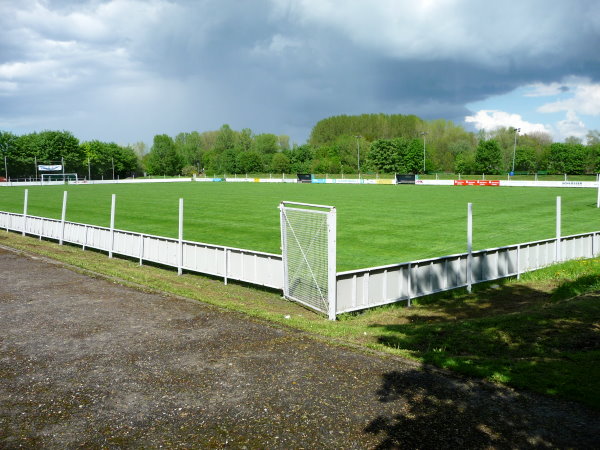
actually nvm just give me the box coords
[0,130,140,179]
[3,115,600,179]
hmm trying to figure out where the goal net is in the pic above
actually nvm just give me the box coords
[279,201,337,319]
[41,173,78,184]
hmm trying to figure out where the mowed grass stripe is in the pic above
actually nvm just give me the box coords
[1,182,599,271]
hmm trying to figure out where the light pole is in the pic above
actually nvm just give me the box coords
[354,135,362,178]
[420,131,428,173]
[112,157,115,180]
[1,138,9,180]
[511,127,520,173]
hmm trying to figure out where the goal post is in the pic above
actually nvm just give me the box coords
[279,201,337,320]
[41,173,78,184]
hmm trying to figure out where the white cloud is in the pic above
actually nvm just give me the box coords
[464,110,549,134]
[538,78,600,116]
[553,110,587,140]
[524,82,567,97]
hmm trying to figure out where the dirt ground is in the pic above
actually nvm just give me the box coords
[1,247,599,449]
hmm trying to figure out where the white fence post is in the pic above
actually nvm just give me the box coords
[407,263,412,307]
[178,198,183,275]
[138,234,144,265]
[516,244,521,280]
[109,194,116,258]
[327,207,337,320]
[556,196,561,262]
[467,202,473,293]
[59,191,67,245]
[22,189,28,236]
[224,248,229,285]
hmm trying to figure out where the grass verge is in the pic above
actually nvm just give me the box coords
[1,231,598,410]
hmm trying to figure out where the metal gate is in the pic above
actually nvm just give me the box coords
[279,201,337,320]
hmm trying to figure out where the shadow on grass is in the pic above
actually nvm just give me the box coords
[369,281,600,410]
[364,368,600,449]
[553,274,600,300]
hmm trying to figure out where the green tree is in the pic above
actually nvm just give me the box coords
[513,147,537,172]
[214,124,235,152]
[309,113,424,146]
[253,133,279,154]
[547,143,586,174]
[236,128,253,153]
[236,151,263,173]
[368,139,400,173]
[0,131,19,178]
[367,137,422,173]
[10,130,82,178]
[586,130,600,146]
[289,145,314,173]
[271,152,290,173]
[219,148,238,173]
[174,132,203,168]
[278,135,290,151]
[454,151,475,174]
[475,139,502,174]
[146,134,182,176]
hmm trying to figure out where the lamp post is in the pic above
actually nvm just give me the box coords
[511,127,520,173]
[420,131,428,173]
[354,135,362,178]
[112,157,115,180]
[1,138,9,180]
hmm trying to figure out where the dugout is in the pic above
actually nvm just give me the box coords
[297,174,312,183]
[395,174,416,184]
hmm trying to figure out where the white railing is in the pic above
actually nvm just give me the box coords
[335,231,600,314]
[0,211,283,290]
[2,207,599,319]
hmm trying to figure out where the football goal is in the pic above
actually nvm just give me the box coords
[41,173,78,184]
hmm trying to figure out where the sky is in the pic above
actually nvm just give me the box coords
[1,0,599,148]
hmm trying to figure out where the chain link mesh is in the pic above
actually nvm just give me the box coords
[282,207,329,314]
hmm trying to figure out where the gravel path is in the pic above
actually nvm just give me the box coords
[1,247,598,448]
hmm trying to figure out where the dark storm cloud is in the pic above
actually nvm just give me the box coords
[0,0,599,144]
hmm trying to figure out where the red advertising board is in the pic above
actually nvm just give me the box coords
[454,180,500,186]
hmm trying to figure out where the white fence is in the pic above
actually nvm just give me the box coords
[3,176,599,188]
[0,211,283,290]
[335,231,600,314]
[2,191,600,319]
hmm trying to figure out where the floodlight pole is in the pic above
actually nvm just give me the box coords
[511,127,520,173]
[88,157,91,181]
[4,155,8,180]
[354,135,361,179]
[34,156,38,180]
[112,157,115,180]
[421,132,428,173]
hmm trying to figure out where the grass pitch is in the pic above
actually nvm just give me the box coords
[1,182,599,271]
